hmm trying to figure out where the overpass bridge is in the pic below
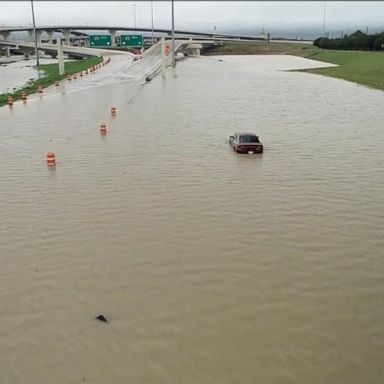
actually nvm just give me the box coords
[0,38,212,60]
[0,25,267,46]
[0,40,133,59]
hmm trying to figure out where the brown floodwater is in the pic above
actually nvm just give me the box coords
[0,55,383,384]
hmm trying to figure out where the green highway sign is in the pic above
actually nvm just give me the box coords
[89,35,112,47]
[120,35,143,47]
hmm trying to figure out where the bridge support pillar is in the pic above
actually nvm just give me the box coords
[0,31,10,41]
[27,30,33,42]
[186,48,200,56]
[185,43,202,57]
[5,46,11,57]
[109,30,116,47]
[47,31,54,44]
[63,29,71,45]
[35,30,42,44]
[57,40,65,75]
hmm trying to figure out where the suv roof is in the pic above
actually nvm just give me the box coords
[236,132,258,136]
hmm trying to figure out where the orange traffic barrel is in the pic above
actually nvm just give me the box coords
[100,123,107,135]
[21,91,27,102]
[111,107,117,115]
[7,95,13,106]
[37,85,43,93]
[46,152,56,166]
[80,72,83,77]
[85,69,88,75]
[164,45,170,54]
[67,76,72,81]
[55,80,59,86]
[73,75,77,80]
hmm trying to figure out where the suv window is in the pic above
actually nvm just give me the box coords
[240,135,259,143]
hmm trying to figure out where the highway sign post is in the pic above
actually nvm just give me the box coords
[120,35,143,48]
[89,35,112,47]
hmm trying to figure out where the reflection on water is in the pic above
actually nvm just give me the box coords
[0,57,76,94]
[0,55,383,384]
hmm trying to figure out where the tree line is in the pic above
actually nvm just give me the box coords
[313,30,384,51]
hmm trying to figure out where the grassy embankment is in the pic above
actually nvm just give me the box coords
[203,42,384,91]
[0,56,102,107]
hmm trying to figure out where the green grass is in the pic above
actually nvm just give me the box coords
[204,42,384,91]
[294,50,384,91]
[0,56,102,107]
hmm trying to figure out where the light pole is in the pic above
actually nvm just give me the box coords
[171,0,175,67]
[30,0,39,66]
[151,0,154,44]
[322,1,327,37]
[133,3,137,30]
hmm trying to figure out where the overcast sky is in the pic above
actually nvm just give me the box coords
[1,1,383,38]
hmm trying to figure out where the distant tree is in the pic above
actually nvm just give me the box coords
[313,30,384,51]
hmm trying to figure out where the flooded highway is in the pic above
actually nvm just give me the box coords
[1,54,383,384]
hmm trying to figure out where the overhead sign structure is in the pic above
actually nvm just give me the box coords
[89,35,112,47]
[120,35,143,47]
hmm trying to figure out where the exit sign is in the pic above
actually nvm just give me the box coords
[120,35,143,47]
[89,35,112,47]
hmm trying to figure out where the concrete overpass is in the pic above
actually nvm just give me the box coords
[0,37,213,59]
[0,25,268,46]
[0,40,132,59]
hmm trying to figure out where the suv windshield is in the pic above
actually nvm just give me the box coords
[239,135,259,143]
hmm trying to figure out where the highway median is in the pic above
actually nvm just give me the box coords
[0,56,102,107]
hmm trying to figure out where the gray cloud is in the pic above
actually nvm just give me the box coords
[1,1,383,38]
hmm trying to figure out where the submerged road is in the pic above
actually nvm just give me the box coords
[1,52,384,384]
[5,40,184,103]
[1,41,163,105]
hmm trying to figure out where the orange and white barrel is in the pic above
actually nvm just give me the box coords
[46,152,56,166]
[37,85,43,93]
[111,107,117,115]
[100,123,107,135]
[7,96,13,106]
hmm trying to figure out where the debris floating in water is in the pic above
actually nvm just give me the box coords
[95,314,108,323]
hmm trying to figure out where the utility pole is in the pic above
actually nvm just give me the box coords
[322,1,327,37]
[171,0,175,68]
[151,0,154,45]
[161,37,166,77]
[30,0,39,66]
